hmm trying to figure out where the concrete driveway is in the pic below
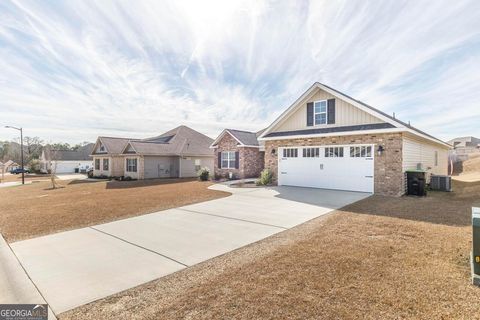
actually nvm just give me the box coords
[11,185,370,315]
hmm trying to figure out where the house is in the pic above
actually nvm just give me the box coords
[91,125,214,179]
[210,129,265,179]
[214,83,450,196]
[3,160,20,172]
[40,144,94,173]
[447,136,480,162]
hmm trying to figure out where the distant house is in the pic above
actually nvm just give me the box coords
[448,136,480,162]
[210,129,265,179]
[3,160,20,172]
[91,125,214,179]
[40,144,94,174]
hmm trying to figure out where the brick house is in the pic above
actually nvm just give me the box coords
[213,83,451,196]
[210,129,264,179]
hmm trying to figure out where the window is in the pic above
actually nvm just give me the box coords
[99,145,105,152]
[350,146,372,158]
[221,151,236,169]
[126,158,137,172]
[103,158,109,171]
[195,159,201,171]
[303,147,320,158]
[283,148,298,158]
[325,147,344,157]
[95,159,100,170]
[434,151,438,166]
[314,100,327,125]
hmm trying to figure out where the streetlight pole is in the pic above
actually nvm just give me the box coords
[5,126,24,185]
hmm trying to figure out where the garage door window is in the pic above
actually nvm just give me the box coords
[325,147,344,157]
[103,158,109,170]
[95,159,100,170]
[303,148,320,158]
[350,146,372,158]
[283,148,298,158]
[126,158,137,172]
[221,151,236,168]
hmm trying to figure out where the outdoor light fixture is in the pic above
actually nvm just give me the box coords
[271,148,276,155]
[377,145,385,156]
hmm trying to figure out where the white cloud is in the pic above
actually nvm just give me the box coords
[0,0,479,143]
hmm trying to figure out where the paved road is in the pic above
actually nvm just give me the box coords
[11,185,370,315]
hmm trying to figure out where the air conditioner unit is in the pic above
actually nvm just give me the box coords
[430,175,452,192]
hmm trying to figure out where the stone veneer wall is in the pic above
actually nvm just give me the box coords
[263,133,404,196]
[214,133,264,179]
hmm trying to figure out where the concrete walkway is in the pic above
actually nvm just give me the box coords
[11,185,370,315]
[0,234,56,319]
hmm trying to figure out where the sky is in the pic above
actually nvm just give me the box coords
[0,0,479,144]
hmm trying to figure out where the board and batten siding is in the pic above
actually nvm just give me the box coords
[273,88,384,132]
[402,135,449,178]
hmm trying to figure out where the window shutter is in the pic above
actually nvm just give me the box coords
[327,99,335,124]
[235,151,239,169]
[218,152,222,168]
[306,102,314,126]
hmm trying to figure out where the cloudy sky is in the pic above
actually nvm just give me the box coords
[0,0,479,144]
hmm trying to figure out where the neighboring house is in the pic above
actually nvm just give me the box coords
[225,82,449,196]
[447,136,480,162]
[91,125,214,179]
[210,129,265,179]
[40,144,94,173]
[3,160,20,172]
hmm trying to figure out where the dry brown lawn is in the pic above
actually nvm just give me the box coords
[0,178,229,242]
[61,180,480,320]
[0,173,49,183]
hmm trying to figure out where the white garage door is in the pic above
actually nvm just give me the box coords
[278,145,374,193]
[54,162,79,173]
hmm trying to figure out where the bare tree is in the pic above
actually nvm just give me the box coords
[23,136,44,162]
[44,145,62,189]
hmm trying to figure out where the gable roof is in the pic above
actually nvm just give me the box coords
[122,125,214,156]
[210,129,260,148]
[52,143,94,161]
[92,137,134,155]
[259,82,450,148]
[3,160,18,167]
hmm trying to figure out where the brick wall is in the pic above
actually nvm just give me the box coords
[214,133,264,179]
[263,133,404,196]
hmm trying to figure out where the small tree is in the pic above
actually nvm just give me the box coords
[44,145,61,189]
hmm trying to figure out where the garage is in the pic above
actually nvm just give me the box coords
[278,145,374,193]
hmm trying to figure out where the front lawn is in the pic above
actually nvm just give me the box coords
[0,179,229,242]
[61,180,480,319]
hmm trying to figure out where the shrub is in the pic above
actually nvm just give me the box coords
[198,167,210,181]
[28,159,42,173]
[257,169,273,186]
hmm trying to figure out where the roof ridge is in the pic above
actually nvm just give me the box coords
[227,128,256,134]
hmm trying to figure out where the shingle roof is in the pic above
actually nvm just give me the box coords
[263,123,395,138]
[126,126,214,156]
[52,143,94,161]
[95,137,134,155]
[227,129,260,146]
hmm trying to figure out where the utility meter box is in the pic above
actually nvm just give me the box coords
[472,207,480,286]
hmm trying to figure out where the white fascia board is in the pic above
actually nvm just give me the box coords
[259,82,405,139]
[210,129,245,147]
